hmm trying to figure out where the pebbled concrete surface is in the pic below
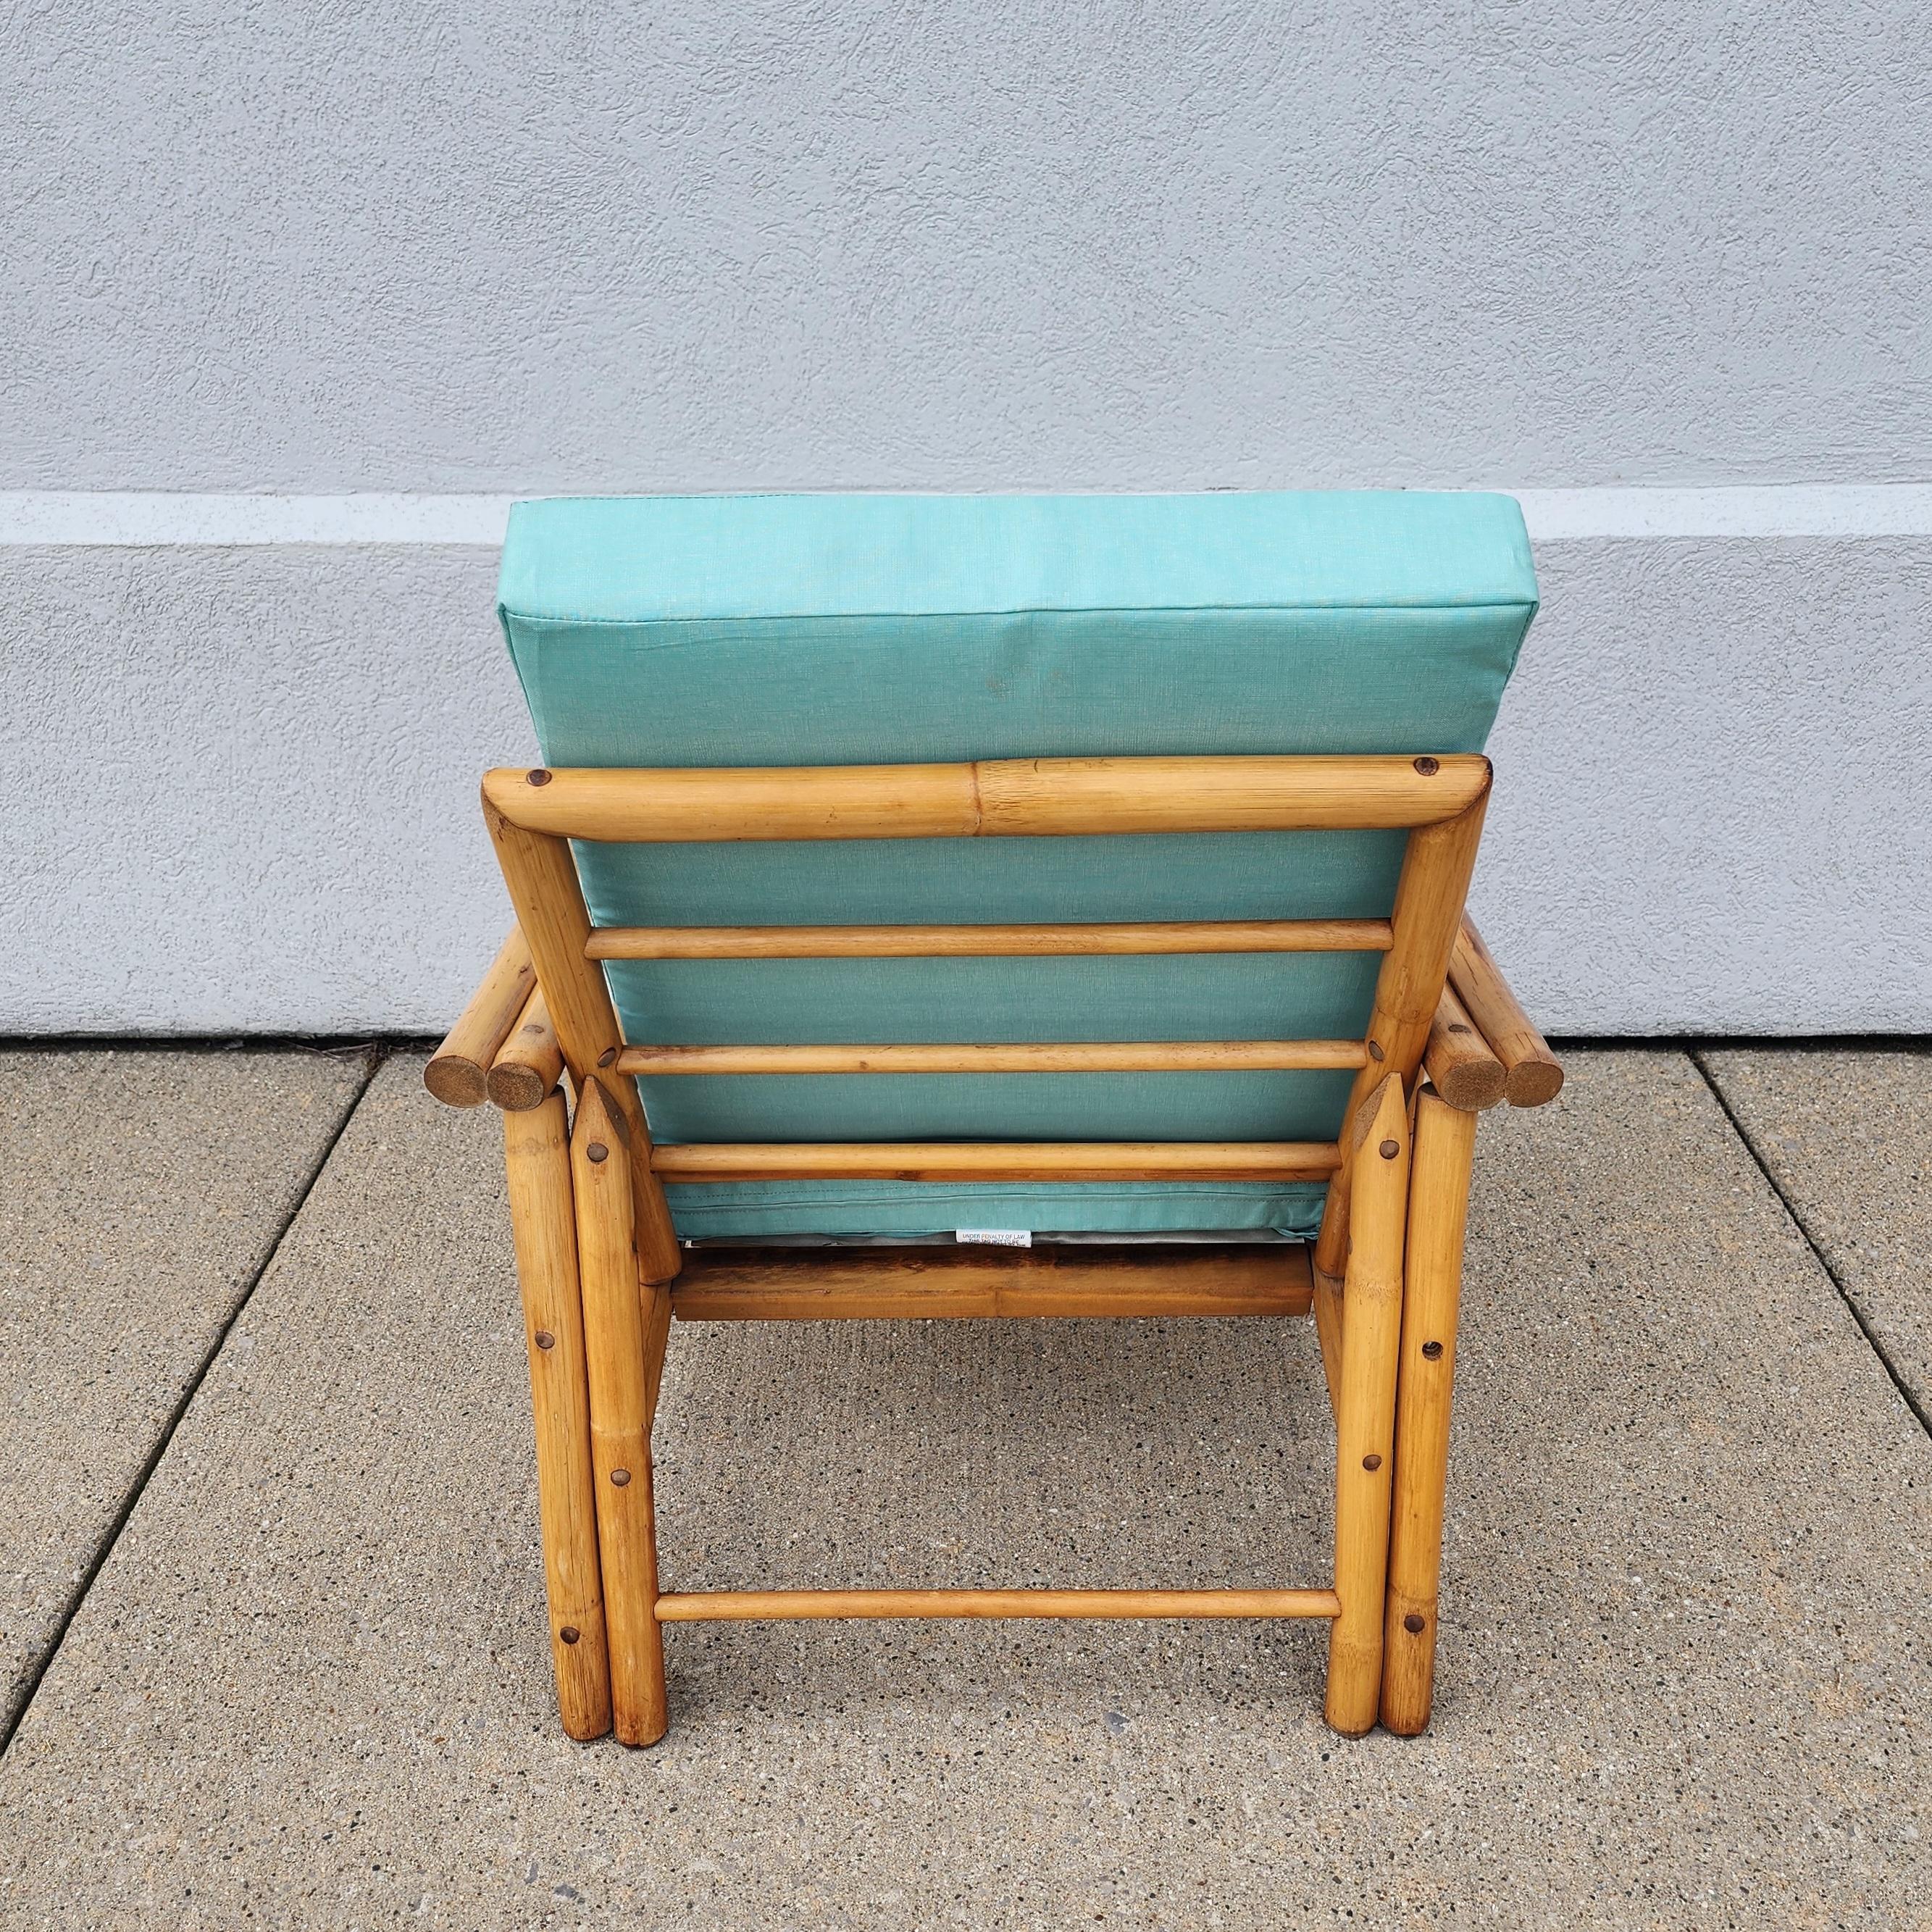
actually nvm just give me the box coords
[0,1050,1927,1928]
[0,1047,369,1736]
[1700,1046,1932,1418]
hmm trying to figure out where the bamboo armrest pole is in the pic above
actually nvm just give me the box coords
[1324,1074,1410,1736]
[425,929,535,1106]
[1381,1091,1478,1736]
[488,987,566,1111]
[1448,918,1563,1107]
[483,787,679,1281]
[572,1079,669,1747]
[1422,983,1506,1111]
[1312,776,1490,1289]
[502,1095,612,1741]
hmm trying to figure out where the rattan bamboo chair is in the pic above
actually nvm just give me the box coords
[425,492,1561,1746]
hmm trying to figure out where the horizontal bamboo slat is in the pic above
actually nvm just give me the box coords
[618,1039,1368,1076]
[649,1141,1342,1183]
[587,918,1394,960]
[484,755,1489,842]
[424,928,535,1107]
[669,1242,1313,1320]
[653,1587,1342,1623]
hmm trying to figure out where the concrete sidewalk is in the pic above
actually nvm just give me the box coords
[0,1045,1925,1928]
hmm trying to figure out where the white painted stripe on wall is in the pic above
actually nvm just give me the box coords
[1,484,1931,547]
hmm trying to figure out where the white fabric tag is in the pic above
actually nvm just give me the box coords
[955,1228,1032,1248]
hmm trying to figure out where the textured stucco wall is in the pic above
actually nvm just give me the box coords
[4,2,1928,1034]
[8,1,1928,493]
[7,535,1927,1037]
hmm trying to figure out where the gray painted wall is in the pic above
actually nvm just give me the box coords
[4,3,1928,1034]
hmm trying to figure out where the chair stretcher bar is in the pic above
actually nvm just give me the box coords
[653,1587,1342,1623]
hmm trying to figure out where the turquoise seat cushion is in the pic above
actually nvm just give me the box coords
[498,491,1537,1242]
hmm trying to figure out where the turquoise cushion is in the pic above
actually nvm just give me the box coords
[498,491,1536,1242]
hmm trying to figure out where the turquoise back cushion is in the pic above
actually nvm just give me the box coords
[498,492,1536,1242]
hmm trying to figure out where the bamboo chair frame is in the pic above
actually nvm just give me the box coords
[427,753,1562,1746]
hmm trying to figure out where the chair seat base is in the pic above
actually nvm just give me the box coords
[666,1240,1313,1320]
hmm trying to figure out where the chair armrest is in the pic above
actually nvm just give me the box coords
[1447,917,1564,1108]
[424,927,536,1107]
[1423,982,1507,1111]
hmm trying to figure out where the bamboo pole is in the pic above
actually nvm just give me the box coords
[587,919,1395,960]
[488,986,566,1111]
[483,754,1491,842]
[1324,1074,1410,1736]
[668,1242,1313,1320]
[424,929,535,1107]
[619,1040,1368,1076]
[1449,918,1565,1108]
[1381,1090,1479,1736]
[650,1141,1340,1183]
[571,1079,668,1747]
[1422,983,1506,1111]
[1312,778,1490,1281]
[654,1588,1340,1623]
[482,790,680,1281]
[501,1095,612,1741]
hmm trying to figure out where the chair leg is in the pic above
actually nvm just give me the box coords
[1380,1091,1478,1735]
[572,1077,669,1747]
[503,1095,614,1741]
[1324,1074,1410,1736]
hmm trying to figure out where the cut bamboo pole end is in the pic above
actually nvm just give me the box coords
[1423,982,1506,1111]
[1450,918,1564,1108]
[425,929,535,1107]
[619,1040,1368,1077]
[488,986,566,1111]
[653,1588,1342,1623]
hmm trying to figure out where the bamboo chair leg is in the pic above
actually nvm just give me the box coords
[1323,1074,1410,1736]
[503,1096,614,1741]
[1380,1091,1478,1735]
[572,1078,670,1747]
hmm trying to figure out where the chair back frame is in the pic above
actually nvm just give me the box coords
[481,752,1491,1284]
